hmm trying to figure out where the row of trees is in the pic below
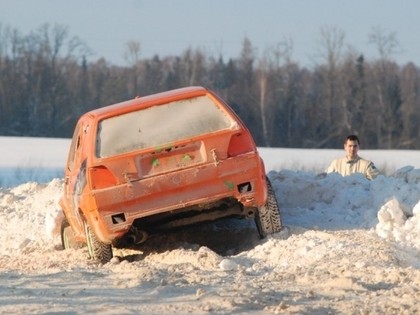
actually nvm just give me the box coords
[0,23,419,149]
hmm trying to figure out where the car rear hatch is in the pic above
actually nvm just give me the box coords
[88,93,264,228]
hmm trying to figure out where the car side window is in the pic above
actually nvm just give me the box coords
[67,123,81,171]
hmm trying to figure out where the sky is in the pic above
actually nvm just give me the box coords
[0,0,419,67]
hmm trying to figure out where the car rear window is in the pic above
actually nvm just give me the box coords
[96,95,238,158]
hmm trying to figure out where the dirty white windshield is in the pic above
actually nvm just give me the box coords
[96,95,238,158]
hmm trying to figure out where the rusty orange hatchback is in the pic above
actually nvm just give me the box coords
[60,86,282,263]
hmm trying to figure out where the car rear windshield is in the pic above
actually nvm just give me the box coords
[96,95,238,158]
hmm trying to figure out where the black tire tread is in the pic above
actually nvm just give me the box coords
[60,217,70,250]
[255,177,283,238]
[85,224,113,264]
[61,217,86,250]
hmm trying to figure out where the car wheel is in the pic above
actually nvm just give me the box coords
[255,177,283,238]
[61,217,84,250]
[84,222,113,264]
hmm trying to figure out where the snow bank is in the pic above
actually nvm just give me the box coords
[1,167,419,262]
[0,137,419,313]
[270,168,420,252]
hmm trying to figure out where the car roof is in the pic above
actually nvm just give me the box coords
[84,86,211,120]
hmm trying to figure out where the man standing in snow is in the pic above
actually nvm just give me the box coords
[326,135,380,180]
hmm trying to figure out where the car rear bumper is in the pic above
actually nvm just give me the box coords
[85,152,267,242]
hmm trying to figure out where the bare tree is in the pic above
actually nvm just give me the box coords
[235,37,261,142]
[256,56,269,146]
[368,27,400,62]
[368,27,403,148]
[180,48,207,86]
[261,38,297,147]
[124,40,142,96]
[317,26,345,69]
[124,40,141,65]
[312,26,348,146]
[399,63,420,148]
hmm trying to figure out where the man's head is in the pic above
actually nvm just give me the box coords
[344,135,360,160]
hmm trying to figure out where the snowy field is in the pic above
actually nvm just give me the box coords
[0,136,419,314]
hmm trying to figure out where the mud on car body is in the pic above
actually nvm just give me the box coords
[60,86,283,263]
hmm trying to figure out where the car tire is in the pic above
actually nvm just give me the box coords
[61,217,84,250]
[85,222,113,264]
[255,177,283,238]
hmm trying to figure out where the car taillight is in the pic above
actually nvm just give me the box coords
[89,166,117,189]
[227,132,255,157]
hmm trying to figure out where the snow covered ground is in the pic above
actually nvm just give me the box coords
[0,136,419,314]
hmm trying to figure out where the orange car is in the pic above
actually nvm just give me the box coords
[60,86,282,263]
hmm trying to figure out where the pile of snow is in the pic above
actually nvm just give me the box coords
[2,168,419,256]
[270,167,420,252]
[0,137,419,313]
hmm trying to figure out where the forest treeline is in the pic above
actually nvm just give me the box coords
[0,23,419,149]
